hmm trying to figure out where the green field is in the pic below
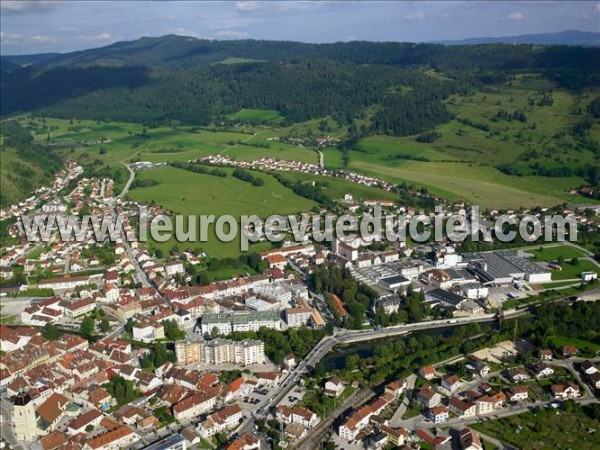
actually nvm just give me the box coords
[548,335,600,354]
[40,117,318,168]
[336,76,600,208]
[226,108,283,124]
[10,76,600,213]
[0,147,51,205]
[126,166,317,257]
[524,245,588,262]
[350,160,582,208]
[472,405,600,450]
[547,259,599,281]
[213,57,267,65]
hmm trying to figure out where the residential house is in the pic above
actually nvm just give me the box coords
[507,368,531,383]
[581,361,598,376]
[384,378,407,399]
[324,376,345,397]
[507,386,529,402]
[441,374,461,392]
[427,405,449,424]
[415,384,441,408]
[67,409,103,435]
[490,392,506,409]
[36,393,69,433]
[449,398,476,417]
[284,423,307,441]
[419,365,435,380]
[83,425,138,450]
[199,403,243,438]
[172,392,217,422]
[276,405,319,429]
[379,425,408,447]
[459,428,483,450]
[224,432,260,450]
[551,383,581,399]
[132,319,165,343]
[467,360,490,378]
[530,363,554,379]
[475,396,494,415]
[588,372,600,389]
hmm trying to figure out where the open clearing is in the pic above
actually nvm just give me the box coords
[523,245,588,262]
[127,166,316,257]
[226,108,283,124]
[350,160,580,208]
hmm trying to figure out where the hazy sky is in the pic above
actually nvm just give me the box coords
[1,1,599,55]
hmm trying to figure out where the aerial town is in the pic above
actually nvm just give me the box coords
[2,2,600,450]
[0,153,598,450]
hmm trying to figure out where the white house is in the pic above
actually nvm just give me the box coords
[551,383,581,399]
[427,406,449,424]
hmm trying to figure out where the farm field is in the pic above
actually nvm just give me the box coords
[350,160,582,208]
[472,404,600,450]
[126,166,317,257]
[37,117,319,167]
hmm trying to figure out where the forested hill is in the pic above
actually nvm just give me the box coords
[5,35,600,71]
[2,35,599,133]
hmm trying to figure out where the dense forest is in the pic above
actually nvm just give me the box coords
[2,36,599,135]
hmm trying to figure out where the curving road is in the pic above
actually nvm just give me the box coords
[238,311,522,435]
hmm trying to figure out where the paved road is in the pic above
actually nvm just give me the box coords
[389,374,416,427]
[118,163,136,199]
[238,312,517,435]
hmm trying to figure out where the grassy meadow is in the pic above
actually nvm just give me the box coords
[330,75,600,208]
[126,165,317,257]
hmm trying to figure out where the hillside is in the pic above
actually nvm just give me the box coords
[2,36,599,209]
[0,120,63,206]
[435,30,600,47]
[2,35,599,132]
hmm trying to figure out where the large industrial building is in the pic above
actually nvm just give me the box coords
[462,251,551,285]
